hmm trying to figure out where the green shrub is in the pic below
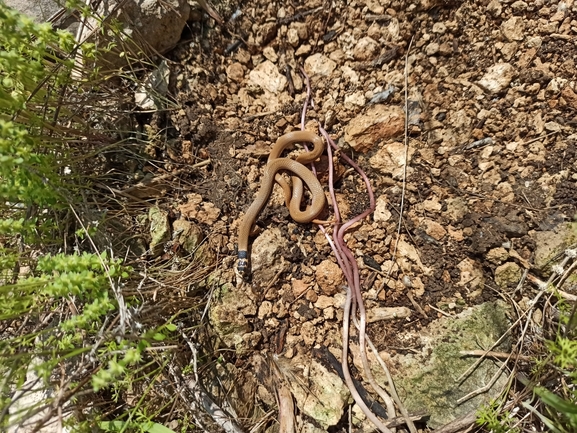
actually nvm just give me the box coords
[0,4,165,431]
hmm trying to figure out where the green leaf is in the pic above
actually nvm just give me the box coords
[164,323,177,332]
[535,386,577,415]
[99,421,177,433]
[99,421,124,432]
[146,422,178,433]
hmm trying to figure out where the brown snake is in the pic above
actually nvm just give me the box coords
[237,130,326,277]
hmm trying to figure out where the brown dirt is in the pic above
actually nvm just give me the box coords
[131,0,577,429]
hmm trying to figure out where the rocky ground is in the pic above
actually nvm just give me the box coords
[123,0,577,431]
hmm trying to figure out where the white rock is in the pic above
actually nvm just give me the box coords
[478,63,515,94]
[425,42,440,56]
[546,77,568,93]
[134,60,170,109]
[487,0,502,16]
[304,53,337,77]
[544,121,561,132]
[501,16,525,41]
[374,195,392,222]
[344,91,366,109]
[510,0,528,13]
[369,142,415,180]
[248,60,287,94]
[432,22,447,34]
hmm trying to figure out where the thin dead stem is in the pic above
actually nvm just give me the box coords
[385,36,414,289]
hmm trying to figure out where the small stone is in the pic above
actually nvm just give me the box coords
[500,42,518,61]
[448,226,464,242]
[304,53,337,76]
[478,63,515,94]
[315,295,334,309]
[510,1,528,14]
[248,60,287,94]
[292,22,308,40]
[443,197,469,223]
[487,0,502,16]
[287,28,300,47]
[423,219,447,241]
[561,86,577,109]
[369,142,416,179]
[423,197,442,212]
[374,195,393,222]
[353,36,379,60]
[366,307,411,323]
[487,247,509,265]
[526,37,542,49]
[226,62,245,82]
[550,4,567,22]
[301,322,316,346]
[262,46,278,62]
[345,105,405,152]
[495,262,522,288]
[425,42,440,56]
[258,301,273,319]
[457,258,484,289]
[365,0,384,14]
[439,43,452,56]
[544,121,561,132]
[329,49,345,64]
[305,290,318,303]
[432,22,446,34]
[341,65,359,84]
[395,236,431,275]
[315,260,344,295]
[501,16,525,41]
[546,77,568,93]
[292,279,310,298]
[295,44,312,56]
[344,91,366,109]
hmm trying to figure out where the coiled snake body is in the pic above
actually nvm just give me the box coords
[237,130,326,277]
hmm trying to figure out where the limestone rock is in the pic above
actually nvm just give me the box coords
[251,228,290,285]
[172,218,203,254]
[369,141,415,179]
[478,63,515,94]
[280,354,351,429]
[501,16,525,41]
[226,62,245,83]
[304,53,337,77]
[486,247,509,265]
[315,259,345,295]
[149,206,170,257]
[248,60,287,94]
[345,105,405,152]
[374,195,393,222]
[457,258,484,289]
[531,222,577,274]
[495,262,522,288]
[394,302,512,429]
[353,36,379,61]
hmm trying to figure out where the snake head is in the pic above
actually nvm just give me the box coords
[237,251,249,279]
